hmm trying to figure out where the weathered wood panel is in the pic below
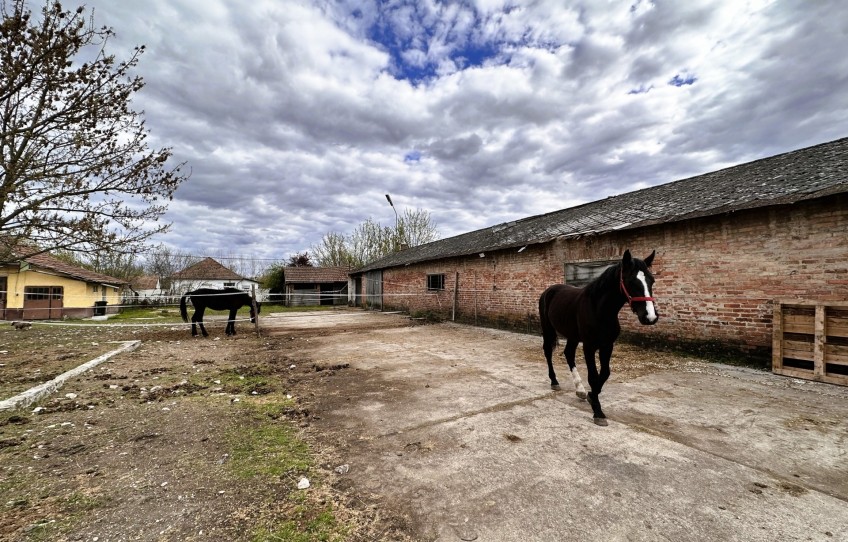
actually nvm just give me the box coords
[773,300,848,386]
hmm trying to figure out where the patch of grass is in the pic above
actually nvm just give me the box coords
[62,492,105,513]
[222,399,354,541]
[204,368,278,396]
[109,306,183,322]
[226,400,311,479]
[252,506,349,542]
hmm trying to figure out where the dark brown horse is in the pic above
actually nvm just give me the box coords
[539,250,657,425]
[179,288,259,337]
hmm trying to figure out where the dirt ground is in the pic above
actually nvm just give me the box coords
[1,309,847,541]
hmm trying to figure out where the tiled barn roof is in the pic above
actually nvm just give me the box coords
[356,137,848,273]
[172,257,245,280]
[284,266,350,284]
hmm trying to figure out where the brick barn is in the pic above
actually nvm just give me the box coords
[350,137,848,357]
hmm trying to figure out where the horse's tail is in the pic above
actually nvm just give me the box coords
[179,294,189,322]
[538,287,558,347]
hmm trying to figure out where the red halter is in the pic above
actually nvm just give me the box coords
[620,268,655,305]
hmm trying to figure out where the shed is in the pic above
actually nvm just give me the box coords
[350,137,848,357]
[0,250,127,320]
[284,267,349,306]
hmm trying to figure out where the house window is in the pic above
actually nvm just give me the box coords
[564,260,617,287]
[24,286,63,300]
[426,274,445,291]
[223,282,236,288]
[25,286,51,300]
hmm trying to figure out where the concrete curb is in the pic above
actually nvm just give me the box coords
[0,340,141,411]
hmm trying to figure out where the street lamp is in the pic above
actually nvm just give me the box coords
[385,194,400,250]
[385,193,398,229]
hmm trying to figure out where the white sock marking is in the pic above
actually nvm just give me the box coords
[570,366,587,395]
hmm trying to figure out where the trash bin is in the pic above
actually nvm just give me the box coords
[93,301,108,316]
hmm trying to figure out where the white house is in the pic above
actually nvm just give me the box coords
[170,257,261,294]
[127,274,165,302]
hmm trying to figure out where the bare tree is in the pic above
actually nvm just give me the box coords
[52,247,143,281]
[0,1,188,261]
[310,231,351,267]
[143,245,198,293]
[311,209,439,268]
[397,207,438,249]
[209,250,265,280]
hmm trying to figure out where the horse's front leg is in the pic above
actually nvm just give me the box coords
[583,345,607,426]
[563,340,587,400]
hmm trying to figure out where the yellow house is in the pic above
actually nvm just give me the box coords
[1,251,127,320]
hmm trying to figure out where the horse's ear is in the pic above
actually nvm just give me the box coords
[622,250,633,269]
[644,250,655,268]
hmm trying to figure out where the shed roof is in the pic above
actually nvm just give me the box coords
[356,137,848,273]
[172,257,245,281]
[284,266,350,284]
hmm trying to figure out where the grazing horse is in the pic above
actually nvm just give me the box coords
[179,288,259,337]
[539,250,658,426]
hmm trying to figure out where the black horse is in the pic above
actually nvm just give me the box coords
[539,250,657,425]
[179,288,259,337]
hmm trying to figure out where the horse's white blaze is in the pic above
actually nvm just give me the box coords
[636,270,658,322]
[570,366,587,395]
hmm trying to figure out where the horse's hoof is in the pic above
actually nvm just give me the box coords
[593,417,608,427]
[576,391,587,401]
[551,384,561,391]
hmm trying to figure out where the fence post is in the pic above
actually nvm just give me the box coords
[452,272,459,321]
[251,285,261,337]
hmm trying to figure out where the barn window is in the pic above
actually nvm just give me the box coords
[426,273,445,291]
[564,260,618,287]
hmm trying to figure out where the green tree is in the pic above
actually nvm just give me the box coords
[0,0,188,261]
[287,252,312,267]
[260,263,286,295]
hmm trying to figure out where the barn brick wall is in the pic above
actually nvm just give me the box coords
[378,194,848,356]
[381,243,562,331]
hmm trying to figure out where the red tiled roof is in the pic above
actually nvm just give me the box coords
[21,251,128,285]
[131,274,160,290]
[172,257,244,280]
[284,266,349,284]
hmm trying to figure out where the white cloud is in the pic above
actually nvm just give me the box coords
[82,0,848,267]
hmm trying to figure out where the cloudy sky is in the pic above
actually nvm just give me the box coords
[89,0,848,266]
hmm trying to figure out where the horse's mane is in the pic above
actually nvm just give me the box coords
[582,262,621,299]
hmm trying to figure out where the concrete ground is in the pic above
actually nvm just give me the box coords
[266,310,848,542]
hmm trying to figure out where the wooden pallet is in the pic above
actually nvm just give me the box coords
[773,300,848,386]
